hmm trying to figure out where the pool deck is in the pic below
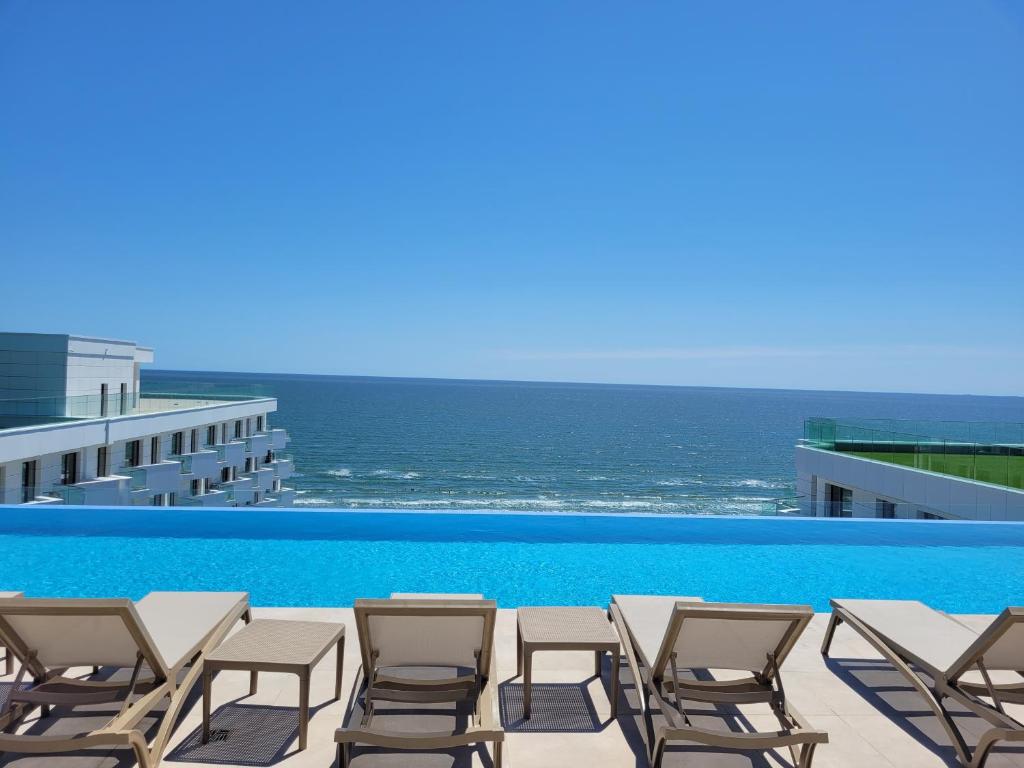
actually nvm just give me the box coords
[3,608,1023,767]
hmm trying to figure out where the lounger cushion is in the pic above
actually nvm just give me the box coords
[135,591,248,669]
[611,595,702,668]
[831,599,980,677]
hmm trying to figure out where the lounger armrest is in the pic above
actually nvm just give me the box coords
[334,725,505,750]
[655,723,828,751]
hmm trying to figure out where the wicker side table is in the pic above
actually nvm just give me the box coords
[516,606,620,719]
[202,618,345,750]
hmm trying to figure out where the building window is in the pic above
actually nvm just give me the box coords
[190,429,198,453]
[171,431,183,456]
[125,440,142,468]
[119,383,128,415]
[257,415,264,432]
[168,492,176,507]
[828,485,852,518]
[234,420,243,439]
[97,446,109,477]
[150,436,160,463]
[221,466,232,483]
[100,383,108,417]
[60,452,78,486]
[191,479,201,497]
[207,425,217,446]
[272,478,281,492]
[152,494,164,507]
[21,460,37,503]
[244,457,254,473]
[876,499,896,519]
[221,423,228,443]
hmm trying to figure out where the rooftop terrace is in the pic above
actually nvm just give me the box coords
[0,392,273,431]
[803,417,1024,491]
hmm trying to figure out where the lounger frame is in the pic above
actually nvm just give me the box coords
[611,600,827,768]
[0,595,250,768]
[822,602,1024,768]
[335,598,503,768]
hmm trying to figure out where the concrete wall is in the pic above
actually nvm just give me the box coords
[796,445,1024,521]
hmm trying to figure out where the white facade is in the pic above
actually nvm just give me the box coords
[0,333,295,508]
[795,444,1024,522]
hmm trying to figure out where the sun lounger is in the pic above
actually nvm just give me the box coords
[0,591,249,768]
[0,591,23,675]
[336,597,503,767]
[821,598,1024,767]
[610,594,828,767]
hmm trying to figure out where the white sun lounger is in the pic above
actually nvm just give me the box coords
[0,591,250,768]
[611,594,828,767]
[822,598,1024,767]
[336,597,503,767]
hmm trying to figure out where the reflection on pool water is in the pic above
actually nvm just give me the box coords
[0,506,1021,611]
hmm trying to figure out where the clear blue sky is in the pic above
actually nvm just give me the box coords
[1,1,1021,395]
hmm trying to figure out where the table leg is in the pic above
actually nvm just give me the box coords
[523,647,532,719]
[516,623,522,677]
[594,650,602,677]
[249,670,258,696]
[335,636,345,701]
[298,669,310,750]
[610,650,620,719]
[201,667,212,744]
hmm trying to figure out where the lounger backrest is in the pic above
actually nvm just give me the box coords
[947,607,1024,679]
[0,598,168,676]
[355,599,496,674]
[654,602,813,678]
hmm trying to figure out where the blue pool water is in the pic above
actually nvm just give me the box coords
[2,507,1023,612]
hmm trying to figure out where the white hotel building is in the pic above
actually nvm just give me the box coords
[0,333,294,507]
[794,417,1024,522]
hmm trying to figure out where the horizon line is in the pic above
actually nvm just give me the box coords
[144,367,1024,401]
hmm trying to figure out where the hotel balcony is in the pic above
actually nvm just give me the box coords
[175,449,221,479]
[217,477,258,505]
[264,453,294,481]
[244,433,271,457]
[126,461,182,496]
[213,441,247,469]
[245,467,276,492]
[178,488,229,507]
[267,428,288,450]
[267,487,296,505]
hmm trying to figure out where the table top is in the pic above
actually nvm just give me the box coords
[207,618,345,669]
[518,606,619,646]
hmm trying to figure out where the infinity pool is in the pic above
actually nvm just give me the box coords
[1,507,1022,612]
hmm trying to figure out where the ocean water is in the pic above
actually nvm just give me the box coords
[1,508,1022,610]
[143,371,1024,514]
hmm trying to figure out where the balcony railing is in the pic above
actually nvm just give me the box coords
[0,391,270,430]
[803,417,1024,491]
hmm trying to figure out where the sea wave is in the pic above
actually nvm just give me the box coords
[293,496,336,506]
[371,469,421,480]
[324,468,352,478]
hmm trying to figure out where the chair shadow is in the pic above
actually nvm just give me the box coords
[166,698,334,766]
[823,656,1024,767]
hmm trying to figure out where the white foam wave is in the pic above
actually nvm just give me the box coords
[371,469,421,480]
[325,468,352,478]
[293,496,335,506]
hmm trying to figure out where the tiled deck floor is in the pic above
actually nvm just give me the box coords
[3,608,1023,767]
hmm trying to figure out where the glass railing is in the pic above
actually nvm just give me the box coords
[0,391,269,430]
[803,417,1024,490]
